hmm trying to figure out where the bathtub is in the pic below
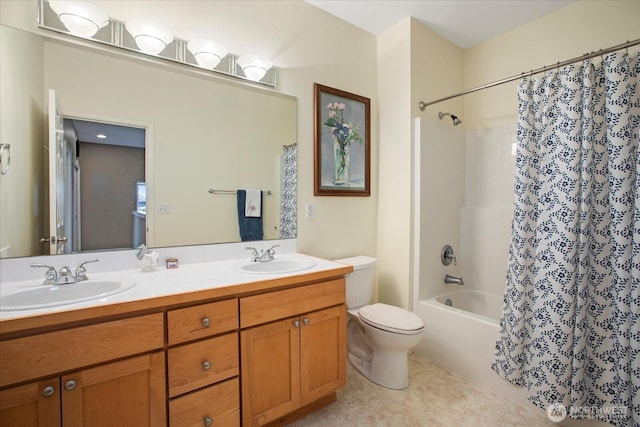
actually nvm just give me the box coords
[414,289,529,402]
[434,289,502,324]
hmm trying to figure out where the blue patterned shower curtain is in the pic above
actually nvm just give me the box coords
[279,143,297,239]
[493,51,639,426]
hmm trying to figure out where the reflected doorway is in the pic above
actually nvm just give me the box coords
[63,118,146,252]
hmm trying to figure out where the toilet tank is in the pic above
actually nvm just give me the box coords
[333,256,376,309]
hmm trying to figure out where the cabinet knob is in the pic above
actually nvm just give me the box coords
[203,361,211,370]
[204,416,213,426]
[303,317,310,326]
[201,318,211,327]
[293,320,300,328]
[42,385,55,397]
[64,380,77,391]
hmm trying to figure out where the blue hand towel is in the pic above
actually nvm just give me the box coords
[237,190,263,241]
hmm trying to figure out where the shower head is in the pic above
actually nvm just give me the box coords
[438,112,462,126]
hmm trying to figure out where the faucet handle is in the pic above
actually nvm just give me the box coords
[441,245,457,266]
[75,259,99,280]
[267,244,280,255]
[245,246,259,262]
[31,264,58,285]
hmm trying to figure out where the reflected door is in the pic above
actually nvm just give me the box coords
[46,89,68,254]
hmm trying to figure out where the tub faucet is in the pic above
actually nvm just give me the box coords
[444,274,464,286]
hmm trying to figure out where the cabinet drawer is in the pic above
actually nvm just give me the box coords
[169,378,240,427]
[240,279,345,328]
[168,333,239,397]
[0,313,164,388]
[167,299,238,346]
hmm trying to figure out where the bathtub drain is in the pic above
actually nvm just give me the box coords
[444,298,452,307]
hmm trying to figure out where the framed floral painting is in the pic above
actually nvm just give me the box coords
[314,83,370,196]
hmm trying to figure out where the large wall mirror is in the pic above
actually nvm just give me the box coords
[0,24,297,259]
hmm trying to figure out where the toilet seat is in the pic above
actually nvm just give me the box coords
[358,303,425,335]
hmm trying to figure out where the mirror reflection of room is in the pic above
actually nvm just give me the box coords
[0,24,297,259]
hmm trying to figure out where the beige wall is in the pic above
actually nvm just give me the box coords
[463,0,640,130]
[376,18,412,308]
[0,26,45,258]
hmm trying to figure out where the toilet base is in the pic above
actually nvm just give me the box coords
[348,349,409,390]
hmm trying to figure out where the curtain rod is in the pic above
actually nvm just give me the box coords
[418,39,640,111]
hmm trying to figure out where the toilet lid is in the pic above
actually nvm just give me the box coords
[358,303,425,335]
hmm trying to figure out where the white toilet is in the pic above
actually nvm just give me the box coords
[334,256,425,390]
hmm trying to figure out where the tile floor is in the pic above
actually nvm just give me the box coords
[291,353,558,426]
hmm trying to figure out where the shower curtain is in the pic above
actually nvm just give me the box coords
[279,143,297,239]
[493,51,639,426]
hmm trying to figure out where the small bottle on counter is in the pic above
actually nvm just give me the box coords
[166,258,179,269]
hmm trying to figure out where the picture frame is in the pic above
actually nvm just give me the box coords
[314,83,370,196]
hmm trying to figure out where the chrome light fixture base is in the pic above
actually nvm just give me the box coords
[37,0,277,87]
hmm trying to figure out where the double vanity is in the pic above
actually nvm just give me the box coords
[0,253,352,426]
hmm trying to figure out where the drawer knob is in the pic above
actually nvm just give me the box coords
[303,317,310,326]
[293,319,300,328]
[204,416,213,426]
[203,361,212,370]
[42,385,55,397]
[201,318,211,327]
[64,380,77,391]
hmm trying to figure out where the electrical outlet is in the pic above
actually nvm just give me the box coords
[157,204,170,214]
[305,203,314,219]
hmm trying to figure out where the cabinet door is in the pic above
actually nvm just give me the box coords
[300,305,346,406]
[0,379,61,427]
[241,317,300,427]
[61,352,166,427]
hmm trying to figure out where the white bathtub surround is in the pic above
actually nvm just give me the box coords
[494,52,640,427]
[0,239,297,283]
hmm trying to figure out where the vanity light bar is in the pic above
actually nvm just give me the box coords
[36,0,277,87]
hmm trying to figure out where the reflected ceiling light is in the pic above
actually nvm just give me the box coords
[96,134,106,139]
[187,39,228,69]
[125,20,173,55]
[48,1,109,38]
[237,55,272,82]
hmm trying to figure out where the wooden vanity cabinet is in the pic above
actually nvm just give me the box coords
[240,279,347,427]
[0,378,60,426]
[0,264,351,427]
[0,314,166,427]
[166,299,240,427]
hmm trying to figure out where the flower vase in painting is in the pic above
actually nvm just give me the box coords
[324,102,363,186]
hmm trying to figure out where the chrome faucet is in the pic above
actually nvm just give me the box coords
[245,244,280,262]
[444,274,464,286]
[31,259,99,285]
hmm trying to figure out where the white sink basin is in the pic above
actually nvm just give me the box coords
[234,258,316,274]
[0,278,136,311]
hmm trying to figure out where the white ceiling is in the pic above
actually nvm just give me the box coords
[305,0,575,49]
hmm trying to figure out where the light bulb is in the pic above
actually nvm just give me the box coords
[125,20,173,55]
[49,1,109,38]
[237,55,273,81]
[187,39,228,69]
